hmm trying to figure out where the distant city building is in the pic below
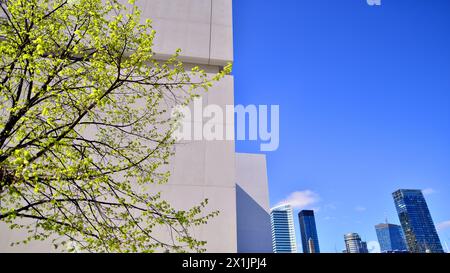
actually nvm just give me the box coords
[360,241,369,253]
[270,204,297,253]
[298,210,320,253]
[308,238,316,253]
[344,233,368,253]
[375,223,408,253]
[393,189,444,253]
[384,250,410,253]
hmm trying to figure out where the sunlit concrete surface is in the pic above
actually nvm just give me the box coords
[0,0,237,253]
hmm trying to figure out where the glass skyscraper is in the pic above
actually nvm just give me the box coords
[298,210,320,253]
[270,204,297,253]
[393,189,444,253]
[344,233,369,253]
[375,223,408,252]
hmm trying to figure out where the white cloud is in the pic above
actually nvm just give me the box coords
[355,206,367,212]
[276,190,320,210]
[422,188,436,195]
[367,241,381,253]
[437,220,450,232]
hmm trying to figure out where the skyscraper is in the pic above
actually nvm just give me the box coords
[375,223,408,253]
[298,210,320,253]
[270,204,297,253]
[360,241,369,253]
[344,233,369,253]
[393,189,444,253]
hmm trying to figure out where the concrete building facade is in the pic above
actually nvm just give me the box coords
[0,0,246,253]
[1,0,275,254]
[236,153,273,253]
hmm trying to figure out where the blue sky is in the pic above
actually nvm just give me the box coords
[233,0,450,253]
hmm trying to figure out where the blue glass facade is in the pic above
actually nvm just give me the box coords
[270,205,297,253]
[298,210,320,253]
[393,189,444,253]
[375,223,407,252]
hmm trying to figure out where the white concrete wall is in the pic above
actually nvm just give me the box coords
[0,0,236,253]
[155,75,237,253]
[0,74,237,253]
[131,0,233,66]
[235,153,273,253]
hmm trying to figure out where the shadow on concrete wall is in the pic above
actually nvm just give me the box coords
[236,184,273,253]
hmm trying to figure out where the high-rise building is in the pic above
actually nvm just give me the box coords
[308,238,316,253]
[298,210,320,253]
[375,223,407,253]
[360,241,369,253]
[270,204,297,253]
[344,233,368,253]
[393,189,444,253]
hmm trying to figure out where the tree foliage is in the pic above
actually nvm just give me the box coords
[0,0,231,252]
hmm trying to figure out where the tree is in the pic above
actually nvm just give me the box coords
[0,0,231,252]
